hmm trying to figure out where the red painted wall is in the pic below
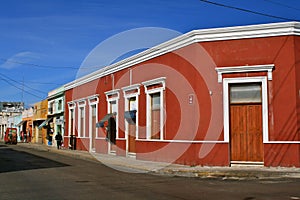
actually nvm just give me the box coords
[64,35,300,167]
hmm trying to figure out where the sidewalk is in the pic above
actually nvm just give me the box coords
[17,142,300,180]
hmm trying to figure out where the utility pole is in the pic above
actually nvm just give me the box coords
[21,76,24,103]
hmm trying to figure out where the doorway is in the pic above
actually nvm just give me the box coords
[229,83,264,163]
[126,96,137,157]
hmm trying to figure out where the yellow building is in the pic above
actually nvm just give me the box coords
[32,99,48,144]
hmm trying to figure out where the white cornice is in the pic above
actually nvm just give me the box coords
[64,21,300,90]
[105,89,120,101]
[122,83,141,92]
[216,64,275,83]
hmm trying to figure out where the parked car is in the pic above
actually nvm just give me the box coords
[4,128,18,144]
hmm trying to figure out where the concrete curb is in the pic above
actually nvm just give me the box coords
[15,142,300,180]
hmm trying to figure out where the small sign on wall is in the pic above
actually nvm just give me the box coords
[188,94,194,105]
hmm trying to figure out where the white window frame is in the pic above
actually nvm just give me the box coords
[223,76,269,143]
[77,100,87,138]
[122,84,140,140]
[67,102,76,137]
[105,89,120,139]
[48,100,55,115]
[142,77,166,140]
[56,97,64,114]
[88,95,99,145]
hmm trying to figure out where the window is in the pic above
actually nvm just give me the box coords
[91,105,96,134]
[109,100,117,114]
[122,84,140,152]
[88,95,99,150]
[80,107,84,137]
[105,90,120,139]
[78,100,86,138]
[150,93,161,139]
[70,109,74,135]
[68,102,76,136]
[48,101,54,114]
[142,77,166,140]
[58,99,63,112]
[230,83,262,104]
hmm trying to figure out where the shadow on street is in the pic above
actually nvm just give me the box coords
[0,144,69,173]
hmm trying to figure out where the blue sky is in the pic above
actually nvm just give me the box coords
[0,0,299,107]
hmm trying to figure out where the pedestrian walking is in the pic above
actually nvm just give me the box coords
[55,133,63,149]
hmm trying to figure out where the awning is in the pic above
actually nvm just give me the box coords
[38,117,53,129]
[124,110,136,124]
[16,120,25,127]
[96,112,116,128]
[124,110,136,119]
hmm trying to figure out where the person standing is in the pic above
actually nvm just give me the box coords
[55,133,63,149]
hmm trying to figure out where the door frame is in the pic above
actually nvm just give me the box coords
[223,77,269,160]
[122,84,140,157]
[105,89,120,155]
[124,95,138,157]
[88,96,99,153]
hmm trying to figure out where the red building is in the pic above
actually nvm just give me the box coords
[64,22,300,167]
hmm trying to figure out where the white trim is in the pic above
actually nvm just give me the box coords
[78,101,86,138]
[56,97,64,114]
[105,89,120,101]
[216,64,274,83]
[68,101,76,108]
[122,84,141,97]
[76,137,90,139]
[48,100,55,115]
[116,138,126,141]
[67,102,76,137]
[223,76,269,143]
[87,94,99,100]
[142,77,166,92]
[123,86,140,156]
[142,77,166,140]
[95,137,107,140]
[64,22,299,90]
[88,96,99,152]
[105,90,119,154]
[265,141,300,144]
[136,139,227,143]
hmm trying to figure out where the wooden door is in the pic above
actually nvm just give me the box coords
[127,97,137,153]
[128,123,136,153]
[91,114,96,150]
[229,83,263,162]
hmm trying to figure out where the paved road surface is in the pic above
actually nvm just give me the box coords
[0,144,299,200]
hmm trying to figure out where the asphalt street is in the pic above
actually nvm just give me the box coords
[0,144,299,200]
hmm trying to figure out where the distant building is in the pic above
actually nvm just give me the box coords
[0,102,24,140]
[19,107,34,143]
[33,100,48,144]
[47,86,65,147]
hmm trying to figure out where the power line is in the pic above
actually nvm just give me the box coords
[22,81,64,86]
[0,74,46,99]
[0,57,103,70]
[263,0,300,12]
[0,73,46,95]
[0,77,44,99]
[0,79,64,86]
[0,57,78,69]
[199,0,299,22]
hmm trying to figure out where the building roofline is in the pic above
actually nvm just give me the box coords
[64,21,300,90]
